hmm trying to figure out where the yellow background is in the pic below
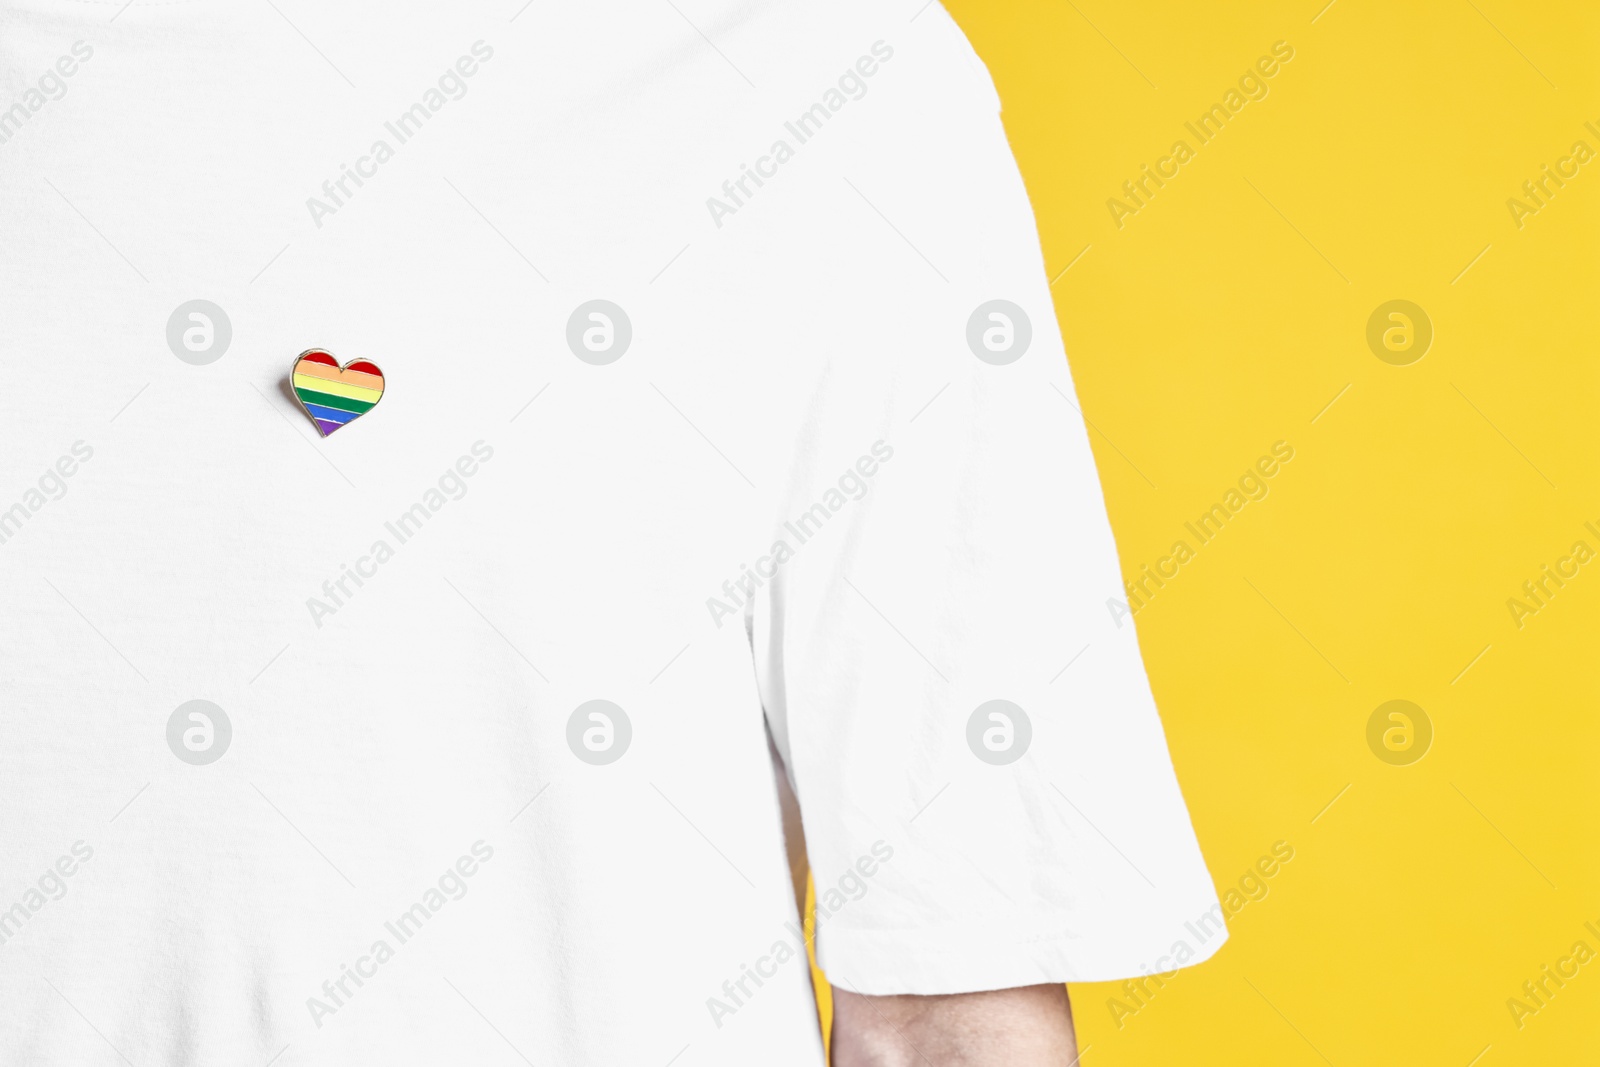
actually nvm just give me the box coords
[814,2,1600,1063]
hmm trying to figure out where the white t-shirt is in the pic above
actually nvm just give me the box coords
[0,0,1225,1062]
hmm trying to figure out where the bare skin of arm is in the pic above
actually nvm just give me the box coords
[830,983,1077,1067]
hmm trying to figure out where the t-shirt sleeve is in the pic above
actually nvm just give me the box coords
[746,97,1226,986]
[751,322,1228,992]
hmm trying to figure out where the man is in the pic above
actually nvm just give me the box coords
[0,0,1222,1062]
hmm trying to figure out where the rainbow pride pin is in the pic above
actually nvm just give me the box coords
[291,350,384,437]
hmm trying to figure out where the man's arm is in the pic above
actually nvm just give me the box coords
[831,983,1077,1067]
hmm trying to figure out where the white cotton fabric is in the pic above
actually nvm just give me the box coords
[0,0,1224,1062]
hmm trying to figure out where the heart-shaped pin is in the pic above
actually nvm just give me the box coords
[291,350,385,437]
